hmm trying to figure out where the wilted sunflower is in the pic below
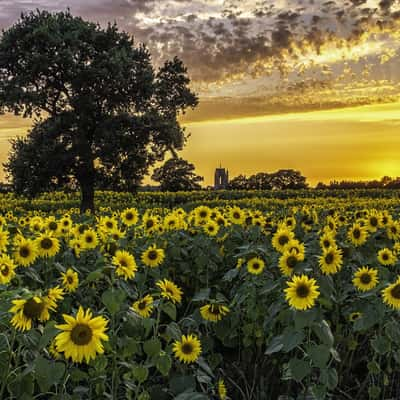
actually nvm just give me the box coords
[10,296,51,331]
[156,279,183,304]
[382,277,400,309]
[284,274,320,311]
[279,250,301,276]
[200,304,230,322]
[173,334,202,364]
[377,248,397,266]
[132,295,154,318]
[55,306,109,364]
[61,268,79,292]
[272,227,295,253]
[319,246,343,275]
[247,257,265,275]
[141,245,165,268]
[353,266,379,291]
[347,223,368,246]
[120,207,139,226]
[218,379,227,400]
[0,254,17,285]
[13,238,38,267]
[113,250,137,280]
[36,233,60,258]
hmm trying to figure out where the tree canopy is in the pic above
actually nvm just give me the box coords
[0,10,198,212]
[151,157,203,192]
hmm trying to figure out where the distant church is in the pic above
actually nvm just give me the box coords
[214,165,229,189]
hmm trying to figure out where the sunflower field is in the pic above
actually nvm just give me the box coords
[1,190,400,399]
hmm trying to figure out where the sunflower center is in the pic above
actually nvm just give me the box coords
[119,259,127,267]
[390,284,400,299]
[382,253,389,261]
[209,305,221,315]
[360,273,372,284]
[199,211,207,218]
[146,220,154,228]
[353,229,361,239]
[106,222,113,228]
[1,264,9,276]
[138,301,147,310]
[370,217,378,227]
[71,324,93,346]
[126,212,133,220]
[325,252,334,264]
[23,298,44,319]
[67,276,73,284]
[181,343,194,354]
[148,250,158,260]
[41,238,53,250]
[323,240,330,248]
[279,235,289,246]
[287,256,297,269]
[391,227,397,234]
[233,212,240,219]
[49,221,58,231]
[296,284,310,298]
[19,246,30,258]
[252,262,260,270]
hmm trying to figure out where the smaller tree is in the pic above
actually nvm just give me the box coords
[151,157,203,191]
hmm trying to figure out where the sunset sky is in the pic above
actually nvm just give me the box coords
[0,0,400,186]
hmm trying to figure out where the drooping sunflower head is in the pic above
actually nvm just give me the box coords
[382,277,400,309]
[352,266,379,292]
[10,296,50,331]
[55,306,109,364]
[200,304,230,322]
[217,379,227,400]
[173,334,202,364]
[284,274,320,311]
[156,279,183,304]
[247,257,265,275]
[141,245,165,268]
[132,295,154,318]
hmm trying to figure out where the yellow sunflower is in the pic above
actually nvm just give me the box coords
[156,279,183,304]
[0,229,9,252]
[366,211,381,232]
[10,296,51,331]
[272,227,295,253]
[200,304,230,322]
[377,248,397,266]
[80,229,98,250]
[120,208,139,226]
[319,246,343,275]
[204,220,220,236]
[132,295,154,318]
[173,334,202,364]
[352,266,379,292]
[382,277,400,309]
[0,254,17,285]
[36,233,60,258]
[218,379,227,400]
[347,223,368,246]
[194,206,212,224]
[142,215,159,233]
[247,257,265,275]
[229,206,245,225]
[279,250,301,276]
[55,306,109,364]
[349,312,362,322]
[112,250,137,280]
[61,268,79,292]
[283,239,305,261]
[284,274,320,311]
[387,221,400,241]
[13,238,38,267]
[319,232,336,251]
[141,245,165,268]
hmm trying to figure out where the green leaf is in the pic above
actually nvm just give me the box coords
[35,356,65,392]
[84,269,103,284]
[156,353,172,376]
[132,365,149,383]
[143,338,162,357]
[162,302,177,321]
[282,329,305,352]
[371,336,390,355]
[8,372,34,398]
[385,321,400,344]
[265,335,283,355]
[294,309,318,330]
[192,288,211,302]
[170,375,196,395]
[222,268,239,282]
[173,392,208,400]
[101,288,126,315]
[165,322,182,341]
[310,384,327,400]
[288,358,311,382]
[312,320,334,347]
[307,344,331,368]
[320,368,338,390]
[38,321,58,350]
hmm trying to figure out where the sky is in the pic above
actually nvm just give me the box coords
[0,0,400,186]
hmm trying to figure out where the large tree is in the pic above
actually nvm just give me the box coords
[0,10,198,212]
[151,157,203,191]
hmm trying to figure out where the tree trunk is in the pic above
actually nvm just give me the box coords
[80,179,95,214]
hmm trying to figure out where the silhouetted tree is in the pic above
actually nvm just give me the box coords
[151,157,203,191]
[1,10,197,212]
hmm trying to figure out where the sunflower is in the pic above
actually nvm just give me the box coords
[45,286,65,313]
[141,245,165,268]
[283,239,305,261]
[272,227,295,253]
[36,233,60,258]
[10,296,51,331]
[0,229,9,252]
[99,216,118,233]
[284,274,320,311]
[194,206,212,224]
[173,334,202,364]
[387,221,400,241]
[366,211,381,232]
[382,277,400,309]
[142,214,159,232]
[279,250,301,276]
[0,254,17,285]
[319,233,336,251]
[352,266,379,291]
[29,216,44,233]
[347,223,368,246]
[203,220,220,237]
[132,295,154,318]
[164,214,181,231]
[13,238,38,267]
[218,379,227,400]
[61,268,79,292]
[80,229,98,250]
[120,208,139,226]
[377,248,397,266]
[229,206,245,225]
[200,304,230,322]
[45,217,60,235]
[349,312,362,322]
[247,257,265,275]
[156,279,183,304]
[319,246,343,275]
[112,250,137,280]
[55,306,109,364]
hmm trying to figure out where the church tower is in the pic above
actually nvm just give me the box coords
[214,164,229,189]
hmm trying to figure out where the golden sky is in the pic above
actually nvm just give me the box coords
[0,1,400,186]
